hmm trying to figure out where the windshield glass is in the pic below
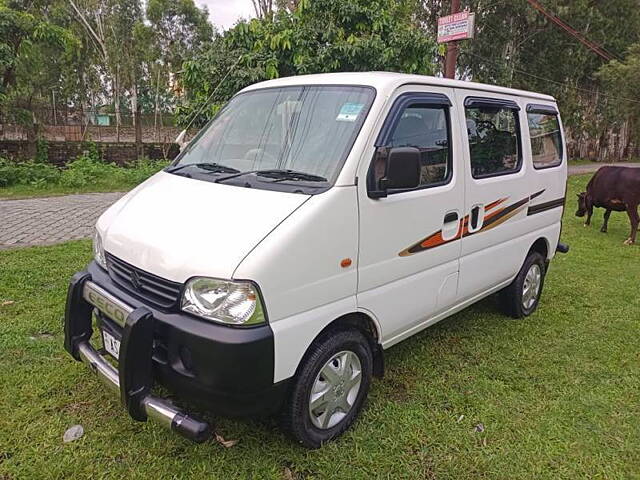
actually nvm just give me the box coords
[171,85,375,192]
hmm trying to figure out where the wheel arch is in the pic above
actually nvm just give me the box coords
[528,236,550,261]
[303,311,385,379]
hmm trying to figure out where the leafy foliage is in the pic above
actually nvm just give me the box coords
[1,0,639,161]
[0,154,167,189]
[146,0,213,72]
[179,0,438,126]
[0,0,214,126]
[425,0,640,159]
[597,43,640,130]
[0,157,60,187]
[0,1,79,124]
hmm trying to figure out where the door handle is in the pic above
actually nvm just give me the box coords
[469,204,485,232]
[444,212,459,224]
[470,206,480,230]
[442,211,460,241]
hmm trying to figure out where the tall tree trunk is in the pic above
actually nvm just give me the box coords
[26,108,38,159]
[154,68,161,142]
[503,17,516,87]
[620,119,630,160]
[134,87,142,159]
[114,69,121,143]
[131,85,138,128]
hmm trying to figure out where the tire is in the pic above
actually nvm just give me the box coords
[281,328,373,449]
[498,251,546,319]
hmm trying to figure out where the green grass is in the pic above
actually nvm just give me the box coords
[1,175,639,479]
[567,158,597,166]
[567,158,639,166]
[0,156,168,199]
[0,183,131,199]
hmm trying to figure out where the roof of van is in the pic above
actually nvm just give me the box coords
[239,71,556,102]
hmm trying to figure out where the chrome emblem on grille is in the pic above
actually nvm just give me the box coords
[130,269,142,290]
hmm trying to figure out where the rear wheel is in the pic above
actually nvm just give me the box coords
[499,251,546,318]
[281,329,372,448]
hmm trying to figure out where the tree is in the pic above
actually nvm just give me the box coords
[69,0,126,129]
[179,0,438,126]
[1,1,77,98]
[0,0,79,151]
[68,0,212,139]
[145,0,213,124]
[416,0,640,161]
[252,0,274,19]
[597,44,640,158]
[146,0,213,73]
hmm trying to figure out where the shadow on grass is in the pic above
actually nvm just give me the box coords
[185,294,504,443]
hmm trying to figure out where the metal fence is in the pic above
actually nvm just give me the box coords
[0,108,179,127]
[0,108,188,144]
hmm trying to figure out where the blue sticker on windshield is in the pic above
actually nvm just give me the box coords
[336,103,364,122]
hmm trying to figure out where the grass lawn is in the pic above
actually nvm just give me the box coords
[567,158,597,166]
[0,157,168,200]
[567,158,639,167]
[1,174,639,479]
[0,184,130,200]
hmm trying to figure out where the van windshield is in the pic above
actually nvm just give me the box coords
[169,85,375,193]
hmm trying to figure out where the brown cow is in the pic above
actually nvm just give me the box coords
[575,166,640,245]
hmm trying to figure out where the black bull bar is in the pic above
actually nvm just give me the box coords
[63,271,211,443]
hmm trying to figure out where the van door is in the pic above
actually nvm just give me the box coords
[357,86,464,344]
[454,90,533,301]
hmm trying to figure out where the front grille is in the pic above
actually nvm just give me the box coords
[105,253,182,309]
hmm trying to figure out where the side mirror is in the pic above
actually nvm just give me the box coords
[377,147,421,194]
[175,129,188,151]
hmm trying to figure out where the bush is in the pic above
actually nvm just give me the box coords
[0,155,169,191]
[35,140,49,164]
[119,157,170,185]
[79,141,100,162]
[0,158,60,187]
[59,155,122,188]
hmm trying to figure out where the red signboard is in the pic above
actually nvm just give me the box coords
[438,11,475,43]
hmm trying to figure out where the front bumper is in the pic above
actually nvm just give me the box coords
[64,263,288,442]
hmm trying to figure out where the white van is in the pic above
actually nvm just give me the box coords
[64,72,568,448]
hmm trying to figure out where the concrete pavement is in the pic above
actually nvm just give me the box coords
[0,192,125,249]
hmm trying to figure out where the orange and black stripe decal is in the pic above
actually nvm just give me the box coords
[398,190,545,257]
[527,197,565,215]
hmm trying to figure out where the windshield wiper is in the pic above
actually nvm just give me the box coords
[216,169,327,184]
[166,163,240,174]
[258,169,328,182]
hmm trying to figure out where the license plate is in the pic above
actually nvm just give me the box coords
[102,330,121,359]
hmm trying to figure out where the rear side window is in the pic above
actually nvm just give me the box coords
[386,104,451,187]
[465,102,521,178]
[527,111,563,169]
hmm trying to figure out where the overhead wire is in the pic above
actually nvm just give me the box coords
[523,0,623,62]
[463,51,640,105]
[182,55,244,132]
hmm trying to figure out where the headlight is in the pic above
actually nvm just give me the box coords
[181,277,266,326]
[93,229,107,269]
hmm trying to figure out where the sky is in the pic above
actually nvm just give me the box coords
[196,0,256,31]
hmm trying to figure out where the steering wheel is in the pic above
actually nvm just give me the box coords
[244,148,278,164]
[475,120,497,135]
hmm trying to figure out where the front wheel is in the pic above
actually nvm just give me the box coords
[499,251,547,318]
[281,329,373,448]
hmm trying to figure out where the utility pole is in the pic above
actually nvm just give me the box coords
[444,0,461,79]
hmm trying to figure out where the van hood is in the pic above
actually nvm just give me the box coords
[99,171,309,283]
